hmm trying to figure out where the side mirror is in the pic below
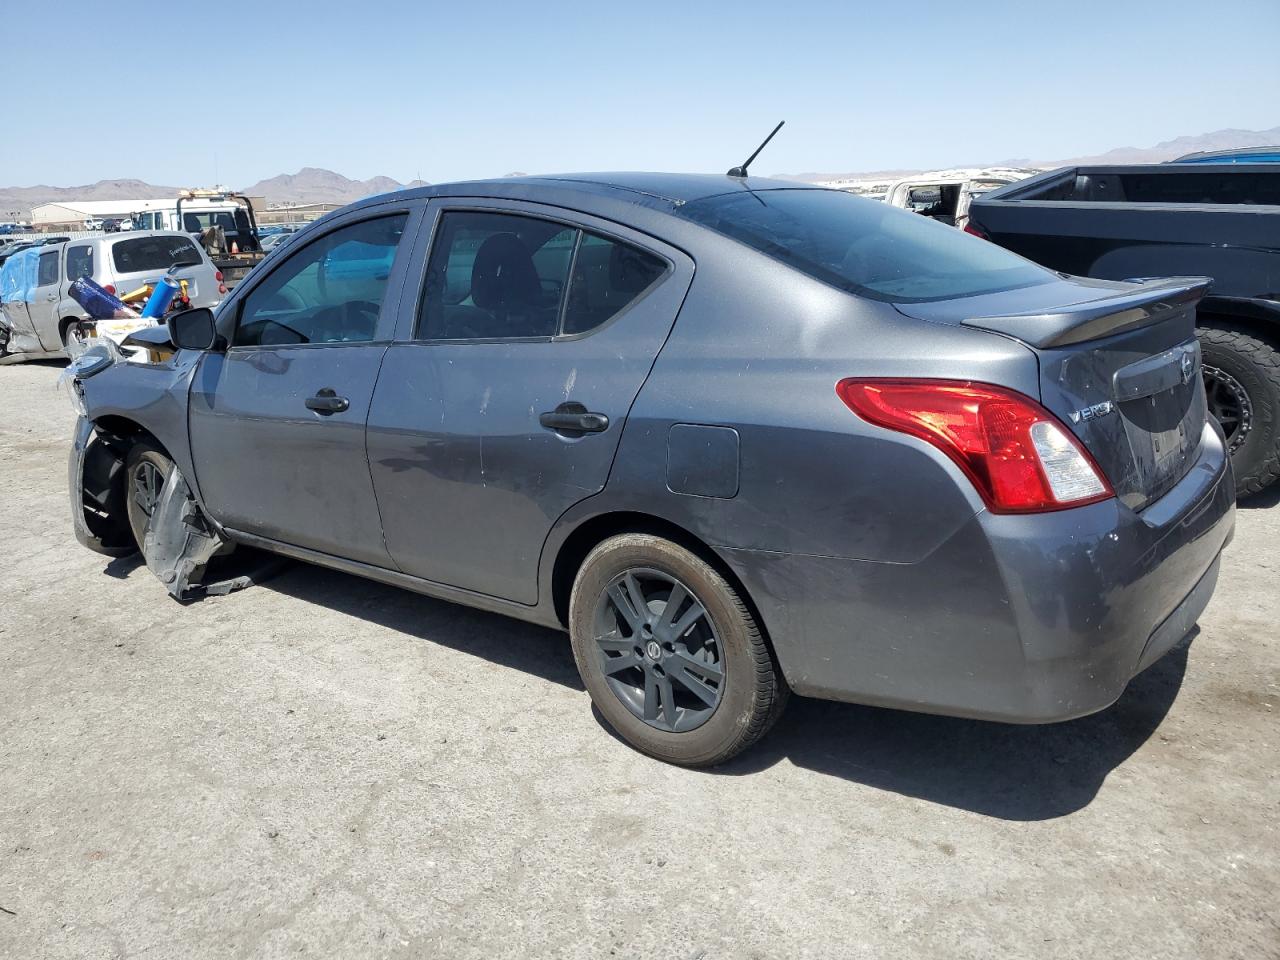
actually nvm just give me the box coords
[167,307,219,351]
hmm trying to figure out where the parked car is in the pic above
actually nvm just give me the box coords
[0,236,69,268]
[259,232,291,252]
[968,162,1280,496]
[66,174,1234,766]
[0,230,225,361]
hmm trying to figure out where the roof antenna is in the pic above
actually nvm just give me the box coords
[727,121,785,178]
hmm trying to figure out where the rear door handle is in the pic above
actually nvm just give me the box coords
[539,401,609,434]
[305,387,350,414]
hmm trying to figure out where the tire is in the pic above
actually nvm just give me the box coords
[1198,320,1280,498]
[124,440,173,552]
[568,533,788,767]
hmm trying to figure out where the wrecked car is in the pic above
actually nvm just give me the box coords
[68,174,1235,766]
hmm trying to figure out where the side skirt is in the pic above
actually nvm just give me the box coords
[223,527,565,631]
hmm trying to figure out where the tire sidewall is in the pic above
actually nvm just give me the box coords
[124,442,174,551]
[569,534,762,766]
[1200,328,1279,489]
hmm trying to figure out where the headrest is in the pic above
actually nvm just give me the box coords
[609,242,657,294]
[471,233,541,309]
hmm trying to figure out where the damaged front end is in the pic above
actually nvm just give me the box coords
[66,341,262,600]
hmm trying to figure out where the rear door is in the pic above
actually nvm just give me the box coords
[189,206,421,564]
[367,201,694,604]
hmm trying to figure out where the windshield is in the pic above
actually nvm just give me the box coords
[679,188,1053,303]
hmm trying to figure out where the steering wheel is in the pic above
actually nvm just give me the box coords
[309,299,381,343]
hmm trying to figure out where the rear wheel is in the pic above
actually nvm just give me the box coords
[568,533,788,767]
[124,441,173,551]
[1198,320,1280,497]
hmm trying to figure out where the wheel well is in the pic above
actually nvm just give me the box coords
[58,315,89,339]
[92,415,163,453]
[1198,308,1280,345]
[550,512,770,641]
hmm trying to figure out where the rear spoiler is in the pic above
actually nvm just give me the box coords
[961,277,1212,348]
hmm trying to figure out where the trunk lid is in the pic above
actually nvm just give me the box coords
[896,276,1211,510]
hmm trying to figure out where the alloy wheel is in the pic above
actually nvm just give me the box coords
[1203,364,1253,453]
[592,568,725,733]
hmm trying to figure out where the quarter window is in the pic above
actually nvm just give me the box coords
[562,232,666,335]
[233,214,407,347]
[66,245,93,281]
[417,211,666,340]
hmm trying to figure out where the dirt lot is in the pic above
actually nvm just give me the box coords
[0,360,1276,960]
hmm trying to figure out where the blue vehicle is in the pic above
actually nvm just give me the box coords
[1173,146,1280,164]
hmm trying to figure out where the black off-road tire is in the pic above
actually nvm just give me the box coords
[1198,320,1280,498]
[124,440,174,552]
[569,533,788,767]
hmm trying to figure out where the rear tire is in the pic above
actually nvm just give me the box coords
[568,533,788,767]
[124,441,173,552]
[1198,320,1280,497]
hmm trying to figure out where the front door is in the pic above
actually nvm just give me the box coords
[367,204,693,604]
[30,247,64,351]
[188,208,418,565]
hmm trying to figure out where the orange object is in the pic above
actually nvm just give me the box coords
[231,240,239,254]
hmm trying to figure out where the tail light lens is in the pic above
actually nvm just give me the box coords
[963,222,989,240]
[214,270,223,282]
[103,284,116,295]
[217,283,227,295]
[836,379,1113,513]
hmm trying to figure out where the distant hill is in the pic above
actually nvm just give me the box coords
[0,178,180,220]
[775,125,1280,183]
[241,167,428,206]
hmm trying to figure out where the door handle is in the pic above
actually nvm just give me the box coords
[305,388,350,414]
[539,402,609,435]
[46,294,58,301]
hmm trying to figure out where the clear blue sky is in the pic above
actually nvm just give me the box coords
[3,0,1277,187]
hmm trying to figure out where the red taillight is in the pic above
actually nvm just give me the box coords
[217,283,227,295]
[963,222,989,240]
[103,284,116,295]
[214,270,223,282]
[836,379,1113,513]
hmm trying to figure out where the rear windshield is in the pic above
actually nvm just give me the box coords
[679,188,1053,303]
[112,235,203,274]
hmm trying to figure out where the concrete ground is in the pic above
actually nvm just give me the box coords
[0,360,1276,960]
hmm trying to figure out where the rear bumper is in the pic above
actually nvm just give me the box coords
[723,420,1235,723]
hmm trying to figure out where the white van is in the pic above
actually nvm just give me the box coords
[0,231,223,361]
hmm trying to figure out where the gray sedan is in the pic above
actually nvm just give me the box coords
[66,173,1235,766]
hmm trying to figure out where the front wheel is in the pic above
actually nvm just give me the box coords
[124,441,173,552]
[568,533,788,767]
[1199,321,1280,497]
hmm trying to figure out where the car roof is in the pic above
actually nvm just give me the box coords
[350,172,826,217]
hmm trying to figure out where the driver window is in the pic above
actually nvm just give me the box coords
[233,214,407,347]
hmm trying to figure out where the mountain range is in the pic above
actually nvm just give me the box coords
[2,126,1276,220]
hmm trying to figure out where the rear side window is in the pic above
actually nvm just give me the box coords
[679,188,1053,303]
[66,244,93,281]
[418,211,667,339]
[112,235,203,274]
[37,250,59,286]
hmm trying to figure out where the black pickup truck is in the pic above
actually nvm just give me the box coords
[969,164,1280,496]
